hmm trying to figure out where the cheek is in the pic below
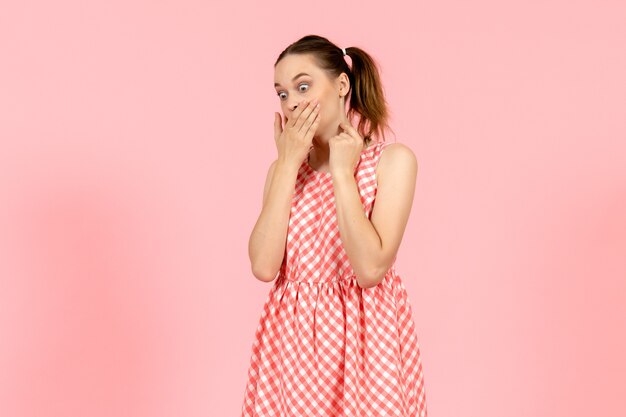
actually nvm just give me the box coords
[319,100,336,119]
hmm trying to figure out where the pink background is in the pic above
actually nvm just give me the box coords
[1,1,625,416]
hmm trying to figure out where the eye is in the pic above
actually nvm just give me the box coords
[276,82,310,101]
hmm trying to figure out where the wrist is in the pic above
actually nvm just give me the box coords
[331,168,355,181]
[275,158,301,176]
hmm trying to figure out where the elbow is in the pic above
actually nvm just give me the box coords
[355,264,387,289]
[249,246,281,283]
[251,264,279,283]
[358,275,384,289]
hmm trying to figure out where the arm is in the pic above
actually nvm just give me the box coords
[331,143,418,288]
[248,160,300,282]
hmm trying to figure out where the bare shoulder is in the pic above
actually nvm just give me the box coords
[376,142,418,181]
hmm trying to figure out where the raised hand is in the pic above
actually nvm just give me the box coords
[328,120,365,177]
[273,99,321,169]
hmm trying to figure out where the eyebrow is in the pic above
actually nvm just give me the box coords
[274,72,311,87]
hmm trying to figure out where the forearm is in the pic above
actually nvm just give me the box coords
[248,161,299,281]
[331,171,384,288]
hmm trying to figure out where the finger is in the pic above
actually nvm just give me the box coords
[274,112,283,133]
[274,112,283,143]
[303,110,321,142]
[339,122,363,147]
[338,132,351,140]
[339,121,357,136]
[300,102,320,135]
[286,99,309,128]
[290,99,311,130]
[340,122,361,142]
[294,100,318,131]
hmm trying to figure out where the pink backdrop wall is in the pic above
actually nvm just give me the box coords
[1,1,624,416]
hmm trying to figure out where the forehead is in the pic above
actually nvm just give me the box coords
[274,54,323,86]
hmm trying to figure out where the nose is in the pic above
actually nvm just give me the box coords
[288,98,303,112]
[284,104,297,122]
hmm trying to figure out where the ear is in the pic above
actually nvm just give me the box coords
[337,72,350,96]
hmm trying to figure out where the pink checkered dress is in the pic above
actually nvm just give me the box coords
[241,141,428,417]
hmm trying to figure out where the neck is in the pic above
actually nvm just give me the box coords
[308,124,341,166]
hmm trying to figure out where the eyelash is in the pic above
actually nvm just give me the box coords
[277,82,310,100]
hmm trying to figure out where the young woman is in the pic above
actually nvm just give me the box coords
[241,34,429,417]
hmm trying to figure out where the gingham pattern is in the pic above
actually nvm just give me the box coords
[241,141,428,417]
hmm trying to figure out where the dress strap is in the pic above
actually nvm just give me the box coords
[369,141,395,174]
[374,140,394,158]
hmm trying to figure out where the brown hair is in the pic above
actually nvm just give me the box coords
[275,34,395,144]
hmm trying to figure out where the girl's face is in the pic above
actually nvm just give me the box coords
[274,53,349,141]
